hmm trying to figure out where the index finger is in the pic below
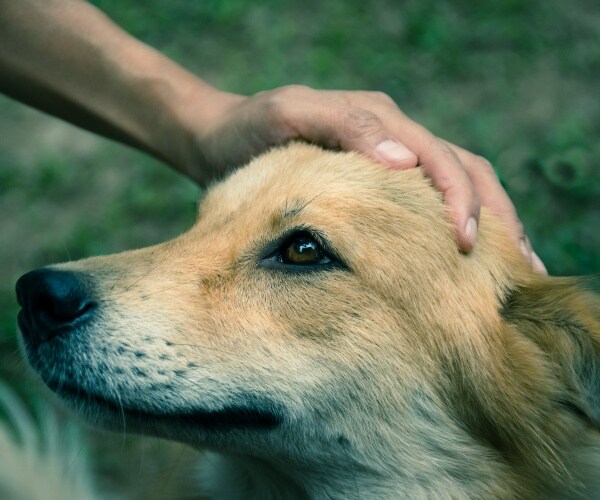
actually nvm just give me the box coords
[352,102,483,252]
[415,138,481,252]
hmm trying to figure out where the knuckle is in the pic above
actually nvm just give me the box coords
[330,93,352,107]
[432,139,460,162]
[264,85,312,112]
[474,155,498,177]
[260,86,312,126]
[341,108,383,139]
[261,95,287,126]
[367,91,396,106]
[274,84,312,98]
[431,137,452,153]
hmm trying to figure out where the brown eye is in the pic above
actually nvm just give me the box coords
[283,235,323,265]
[259,229,344,271]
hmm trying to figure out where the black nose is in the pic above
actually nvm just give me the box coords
[16,269,97,345]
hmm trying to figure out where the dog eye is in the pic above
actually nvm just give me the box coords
[259,230,344,271]
[282,233,330,266]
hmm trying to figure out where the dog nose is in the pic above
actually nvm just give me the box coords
[16,268,97,345]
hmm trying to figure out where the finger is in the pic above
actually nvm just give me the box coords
[320,106,418,169]
[339,102,482,252]
[447,143,521,234]
[531,251,548,275]
[337,107,418,169]
[329,91,421,169]
[310,97,480,252]
[272,88,478,251]
[444,143,522,237]
[445,142,548,274]
[519,236,547,274]
[373,138,418,169]
[271,89,418,169]
[414,138,481,252]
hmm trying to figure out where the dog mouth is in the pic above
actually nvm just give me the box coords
[45,380,283,431]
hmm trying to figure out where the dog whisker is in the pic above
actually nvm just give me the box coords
[164,342,240,357]
[107,380,128,438]
[114,252,163,292]
[136,286,185,300]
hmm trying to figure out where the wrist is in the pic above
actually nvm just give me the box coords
[92,29,241,183]
[161,83,245,184]
[103,41,211,176]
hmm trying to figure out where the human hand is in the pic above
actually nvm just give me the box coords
[0,0,543,269]
[176,85,545,271]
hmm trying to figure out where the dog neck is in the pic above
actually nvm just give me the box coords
[193,414,523,499]
[196,450,404,499]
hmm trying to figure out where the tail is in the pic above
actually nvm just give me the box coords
[0,382,97,500]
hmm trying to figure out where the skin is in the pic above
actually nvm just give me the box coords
[0,0,545,269]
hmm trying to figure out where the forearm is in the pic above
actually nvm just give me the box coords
[0,1,535,260]
[0,0,233,179]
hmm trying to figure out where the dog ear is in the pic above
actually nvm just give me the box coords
[500,277,600,428]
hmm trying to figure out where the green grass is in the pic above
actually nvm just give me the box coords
[1,0,598,379]
[85,0,599,276]
[2,0,599,380]
[0,0,598,494]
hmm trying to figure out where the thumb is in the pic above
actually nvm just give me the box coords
[372,139,418,170]
[337,108,418,169]
[287,102,418,169]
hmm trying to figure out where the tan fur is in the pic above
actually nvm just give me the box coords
[20,144,600,498]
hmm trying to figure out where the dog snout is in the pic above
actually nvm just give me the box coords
[16,268,97,345]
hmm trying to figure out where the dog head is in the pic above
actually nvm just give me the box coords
[16,144,600,496]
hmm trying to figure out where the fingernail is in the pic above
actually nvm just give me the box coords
[465,217,478,248]
[531,251,548,275]
[375,140,415,167]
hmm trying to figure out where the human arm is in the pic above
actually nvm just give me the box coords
[0,0,542,266]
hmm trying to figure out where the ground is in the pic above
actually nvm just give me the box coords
[0,0,598,497]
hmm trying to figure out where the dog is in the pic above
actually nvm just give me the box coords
[13,143,600,498]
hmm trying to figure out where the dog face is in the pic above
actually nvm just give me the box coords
[16,144,600,496]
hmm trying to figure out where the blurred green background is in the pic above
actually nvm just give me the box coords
[0,0,598,497]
